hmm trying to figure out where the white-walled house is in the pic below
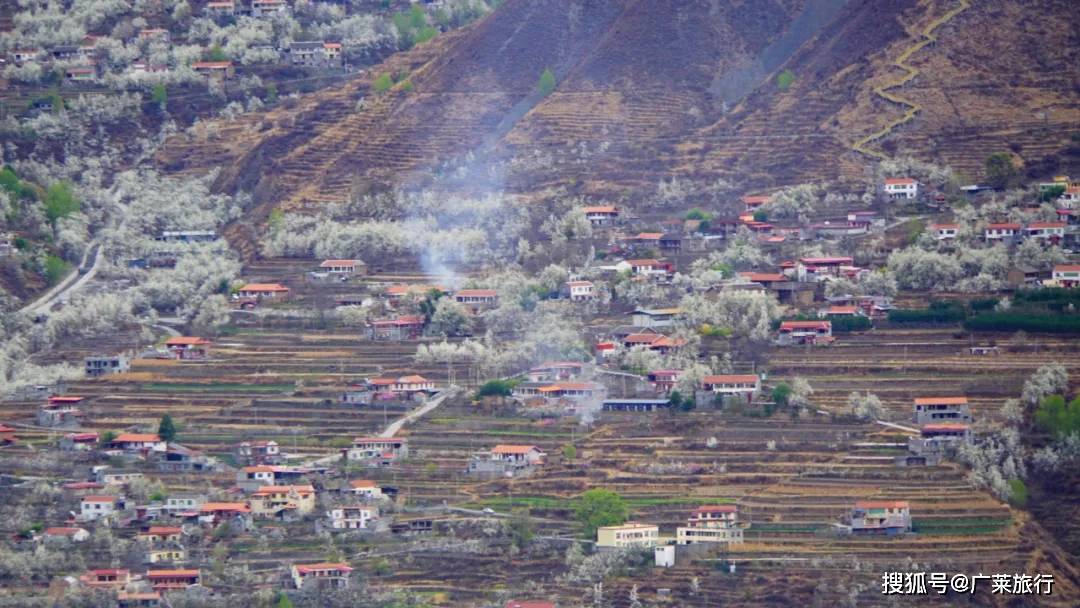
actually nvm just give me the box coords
[883,178,918,200]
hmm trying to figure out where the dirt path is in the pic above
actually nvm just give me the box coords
[21,241,101,315]
[851,0,972,159]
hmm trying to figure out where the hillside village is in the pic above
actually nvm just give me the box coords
[1,1,1080,608]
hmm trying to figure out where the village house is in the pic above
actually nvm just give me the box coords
[96,468,144,486]
[796,256,855,282]
[165,493,206,514]
[63,481,105,495]
[566,280,595,301]
[37,396,84,427]
[621,332,687,354]
[43,526,90,543]
[630,307,681,328]
[742,194,770,212]
[10,48,42,64]
[344,479,384,500]
[596,523,660,550]
[883,177,918,200]
[819,304,863,318]
[700,375,760,402]
[117,591,161,607]
[164,337,211,360]
[850,500,911,536]
[287,41,344,67]
[527,361,584,382]
[138,28,170,42]
[367,375,435,398]
[146,569,200,592]
[913,397,972,425]
[251,0,288,17]
[344,437,409,465]
[236,440,283,465]
[326,505,377,530]
[909,423,973,458]
[197,503,252,528]
[676,505,744,546]
[291,563,353,590]
[80,568,132,590]
[235,283,290,300]
[341,384,373,405]
[365,315,425,340]
[146,546,187,565]
[249,485,317,519]
[985,222,1021,242]
[109,433,167,454]
[1052,264,1080,287]
[512,381,607,404]
[236,465,311,491]
[84,354,129,378]
[1058,185,1080,207]
[738,271,787,288]
[156,443,215,472]
[469,444,545,476]
[204,0,236,16]
[454,288,499,311]
[647,369,681,393]
[191,60,235,81]
[777,320,833,346]
[1026,221,1066,244]
[137,526,183,545]
[602,397,673,412]
[318,258,364,275]
[931,223,959,240]
[0,424,18,446]
[614,258,673,277]
[583,205,619,226]
[80,495,124,522]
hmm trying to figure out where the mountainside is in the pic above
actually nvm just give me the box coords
[159,0,1080,221]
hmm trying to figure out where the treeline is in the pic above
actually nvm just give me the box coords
[964,313,1080,334]
[887,301,966,324]
[888,291,1080,333]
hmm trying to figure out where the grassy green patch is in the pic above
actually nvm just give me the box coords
[912,517,1011,535]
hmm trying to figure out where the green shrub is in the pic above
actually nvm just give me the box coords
[574,489,628,539]
[776,69,795,90]
[1034,394,1080,438]
[827,315,872,332]
[477,379,514,398]
[373,73,393,92]
[44,255,69,285]
[1007,478,1028,507]
[537,68,556,97]
[44,182,79,225]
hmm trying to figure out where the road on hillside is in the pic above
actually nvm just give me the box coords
[304,388,457,467]
[21,241,102,315]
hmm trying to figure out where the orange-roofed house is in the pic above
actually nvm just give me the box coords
[44,526,90,542]
[491,445,545,465]
[109,433,166,453]
[512,381,607,402]
[883,177,918,200]
[851,500,911,535]
[291,562,354,590]
[742,194,770,211]
[1026,221,1066,244]
[236,282,289,299]
[345,479,383,499]
[1052,264,1080,287]
[248,485,317,519]
[777,320,833,346]
[985,222,1021,241]
[80,495,124,521]
[820,304,864,318]
[80,568,132,590]
[192,60,234,80]
[454,288,499,312]
[365,315,425,341]
[366,375,435,397]
[739,271,786,286]
[117,591,161,607]
[146,569,200,591]
[700,375,760,401]
[198,502,252,528]
[319,259,365,275]
[164,336,211,360]
[913,397,972,425]
[137,526,183,544]
[583,205,619,226]
[38,396,84,427]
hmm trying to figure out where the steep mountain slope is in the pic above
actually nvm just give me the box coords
[159,0,1080,218]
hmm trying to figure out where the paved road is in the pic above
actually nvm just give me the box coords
[21,242,102,315]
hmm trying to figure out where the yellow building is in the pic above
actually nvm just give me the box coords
[249,485,316,518]
[596,523,659,549]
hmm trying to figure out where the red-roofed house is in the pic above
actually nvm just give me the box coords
[164,336,211,360]
[796,257,854,282]
[291,562,353,589]
[44,526,90,542]
[236,282,289,299]
[80,568,131,589]
[146,569,200,591]
[700,375,760,400]
[1052,264,1080,287]
[469,444,545,476]
[566,280,595,301]
[345,479,384,499]
[647,369,682,393]
[366,315,425,340]
[137,526,183,544]
[0,424,16,446]
[198,502,252,527]
[931,223,959,240]
[80,495,123,521]
[583,205,619,226]
[883,178,918,200]
[777,321,833,345]
[742,194,770,211]
[38,396,84,427]
[1026,222,1066,244]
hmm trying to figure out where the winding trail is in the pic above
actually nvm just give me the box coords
[20,242,101,315]
[851,0,972,159]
